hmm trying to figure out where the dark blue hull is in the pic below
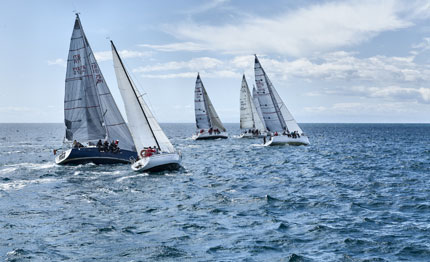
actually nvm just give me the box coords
[196,135,228,140]
[55,147,137,165]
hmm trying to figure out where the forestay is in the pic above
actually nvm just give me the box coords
[240,75,265,131]
[111,41,175,154]
[254,55,302,133]
[64,14,134,151]
[194,74,226,132]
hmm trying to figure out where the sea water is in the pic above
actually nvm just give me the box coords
[0,123,429,261]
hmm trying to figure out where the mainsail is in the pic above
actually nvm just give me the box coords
[254,55,303,134]
[194,74,226,132]
[63,14,134,151]
[111,41,175,154]
[240,75,265,131]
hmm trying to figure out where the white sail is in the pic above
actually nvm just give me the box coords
[194,74,226,132]
[111,41,175,154]
[252,86,266,130]
[254,55,303,133]
[240,75,265,131]
[205,90,226,132]
[268,77,303,134]
[194,74,211,130]
[64,14,134,151]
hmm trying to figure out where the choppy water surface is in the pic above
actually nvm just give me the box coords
[0,123,429,261]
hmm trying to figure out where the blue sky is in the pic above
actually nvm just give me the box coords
[1,0,430,123]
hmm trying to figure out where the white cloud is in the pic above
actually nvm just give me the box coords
[140,42,209,52]
[130,50,430,85]
[94,50,152,62]
[167,0,412,56]
[134,57,223,73]
[252,52,430,83]
[47,58,66,67]
[139,72,197,79]
[412,37,430,51]
[405,0,430,20]
[140,70,239,79]
[181,0,230,14]
[304,101,422,115]
[309,85,430,104]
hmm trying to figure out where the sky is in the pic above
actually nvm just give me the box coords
[0,0,430,123]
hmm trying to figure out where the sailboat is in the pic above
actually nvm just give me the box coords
[193,74,228,140]
[254,55,310,146]
[55,14,137,165]
[111,41,181,172]
[239,74,267,138]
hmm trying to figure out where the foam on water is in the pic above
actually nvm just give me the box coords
[116,173,149,182]
[0,178,57,191]
[0,167,18,175]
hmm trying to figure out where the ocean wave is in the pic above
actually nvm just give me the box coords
[0,177,57,191]
[116,173,149,182]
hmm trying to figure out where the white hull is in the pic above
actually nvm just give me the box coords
[55,149,72,164]
[264,135,310,146]
[192,132,228,140]
[239,132,267,138]
[131,153,181,172]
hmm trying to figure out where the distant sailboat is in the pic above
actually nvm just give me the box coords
[254,55,310,146]
[193,74,228,140]
[55,14,136,165]
[111,41,181,172]
[239,74,267,138]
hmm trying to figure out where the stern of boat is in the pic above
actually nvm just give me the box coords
[55,149,72,164]
[132,153,182,172]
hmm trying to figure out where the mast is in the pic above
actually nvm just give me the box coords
[76,13,109,140]
[111,41,160,149]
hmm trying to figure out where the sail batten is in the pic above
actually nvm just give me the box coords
[111,41,175,154]
[63,14,134,151]
[254,55,303,134]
